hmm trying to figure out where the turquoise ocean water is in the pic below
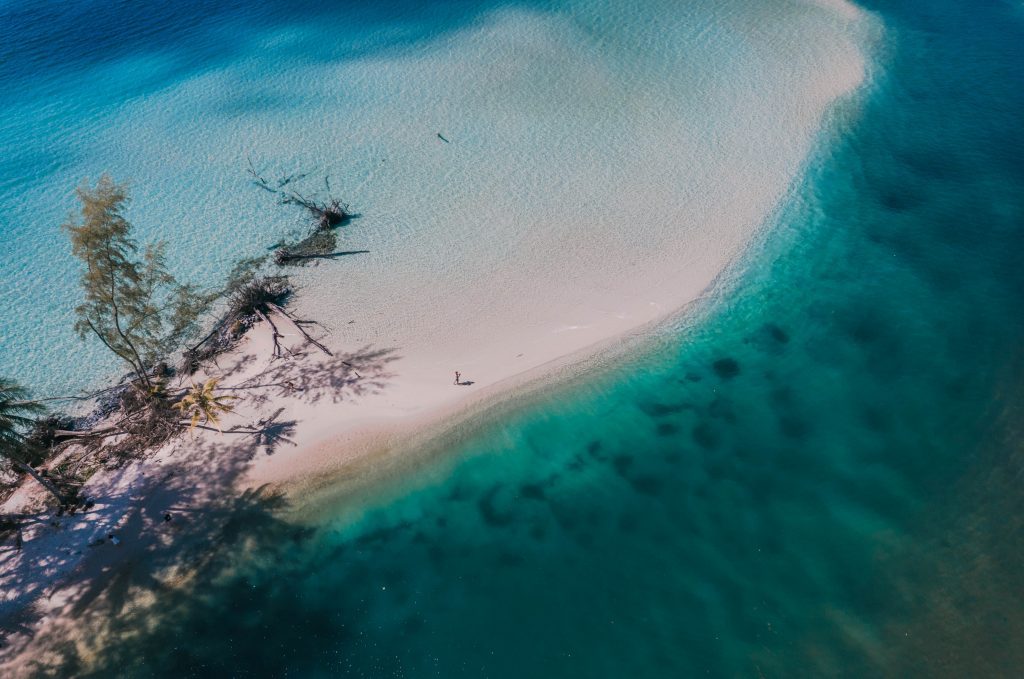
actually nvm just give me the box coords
[3,0,1024,676]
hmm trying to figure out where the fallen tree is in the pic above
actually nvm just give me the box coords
[4,169,346,511]
[248,159,356,265]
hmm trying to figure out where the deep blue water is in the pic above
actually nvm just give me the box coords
[7,0,1024,676]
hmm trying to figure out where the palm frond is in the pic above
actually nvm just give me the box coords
[0,378,44,449]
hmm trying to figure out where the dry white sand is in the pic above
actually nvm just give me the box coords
[241,0,874,491]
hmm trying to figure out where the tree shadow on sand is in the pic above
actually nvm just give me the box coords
[0,346,401,673]
[229,345,400,407]
[246,407,298,456]
[0,427,316,675]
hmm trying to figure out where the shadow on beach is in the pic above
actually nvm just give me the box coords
[0,445,300,676]
[230,344,400,407]
[0,344,401,676]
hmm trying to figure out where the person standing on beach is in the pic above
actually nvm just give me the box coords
[454,371,461,385]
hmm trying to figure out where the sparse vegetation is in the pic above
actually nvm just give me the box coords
[63,176,208,390]
[4,164,355,515]
[0,378,67,504]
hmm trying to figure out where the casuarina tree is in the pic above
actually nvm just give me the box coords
[63,176,206,390]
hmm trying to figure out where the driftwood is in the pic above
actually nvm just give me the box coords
[247,158,351,231]
[9,459,67,505]
[182,276,291,370]
[273,249,369,265]
[267,303,332,356]
[51,427,120,442]
[256,309,286,359]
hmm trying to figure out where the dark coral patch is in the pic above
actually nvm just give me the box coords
[641,402,689,417]
[764,323,790,344]
[519,483,546,500]
[692,422,719,450]
[478,486,514,527]
[712,358,740,379]
[656,422,680,436]
[879,189,922,212]
[612,455,634,477]
[779,416,809,440]
[630,476,664,496]
[566,454,588,471]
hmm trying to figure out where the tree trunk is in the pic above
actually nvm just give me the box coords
[52,427,120,440]
[10,459,67,506]
[256,309,285,359]
[188,319,226,354]
[274,250,368,263]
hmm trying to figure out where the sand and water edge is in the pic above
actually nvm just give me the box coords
[0,0,877,672]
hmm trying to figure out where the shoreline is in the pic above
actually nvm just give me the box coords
[247,0,879,508]
[0,0,875,670]
[251,64,880,518]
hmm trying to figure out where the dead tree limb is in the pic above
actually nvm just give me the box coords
[247,159,350,231]
[52,427,121,441]
[267,303,332,356]
[255,309,285,359]
[10,459,67,506]
[274,249,369,264]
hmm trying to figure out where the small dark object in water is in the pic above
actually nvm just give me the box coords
[164,513,173,522]
[437,132,450,143]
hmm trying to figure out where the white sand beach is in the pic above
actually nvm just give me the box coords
[0,0,874,671]
[237,0,873,490]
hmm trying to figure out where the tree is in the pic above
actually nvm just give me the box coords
[0,378,66,505]
[63,176,206,390]
[174,378,237,433]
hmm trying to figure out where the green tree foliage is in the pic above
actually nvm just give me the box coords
[0,378,65,504]
[63,176,207,389]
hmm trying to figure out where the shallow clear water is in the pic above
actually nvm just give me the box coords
[0,0,860,397]
[7,0,1024,676]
